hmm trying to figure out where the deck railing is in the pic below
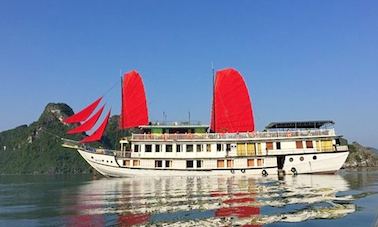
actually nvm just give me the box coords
[131,129,335,141]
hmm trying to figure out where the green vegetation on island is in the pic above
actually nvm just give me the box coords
[0,103,377,174]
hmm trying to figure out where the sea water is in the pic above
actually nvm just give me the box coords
[0,169,377,226]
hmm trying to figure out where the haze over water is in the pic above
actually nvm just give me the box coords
[0,170,377,226]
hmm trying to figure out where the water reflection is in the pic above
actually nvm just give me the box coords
[66,175,357,226]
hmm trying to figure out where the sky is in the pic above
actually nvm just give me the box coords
[0,0,377,147]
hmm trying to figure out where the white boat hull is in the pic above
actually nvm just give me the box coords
[77,149,349,177]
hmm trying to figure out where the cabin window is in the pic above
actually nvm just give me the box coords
[196,160,202,168]
[186,144,193,152]
[266,142,273,150]
[313,156,317,160]
[300,156,304,161]
[134,145,139,152]
[296,141,303,149]
[176,144,181,152]
[165,160,171,168]
[257,159,264,166]
[206,144,212,152]
[123,160,130,166]
[226,144,231,152]
[155,144,160,152]
[306,140,313,149]
[166,144,173,152]
[196,144,203,152]
[276,142,281,150]
[247,143,255,156]
[237,143,246,156]
[216,144,222,152]
[155,160,162,168]
[227,159,234,168]
[133,160,140,166]
[217,160,225,168]
[247,159,255,167]
[145,144,152,152]
[186,160,194,168]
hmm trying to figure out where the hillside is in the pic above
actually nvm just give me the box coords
[343,142,378,168]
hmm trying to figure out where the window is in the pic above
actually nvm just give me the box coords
[186,160,194,168]
[276,142,281,150]
[123,160,130,166]
[186,144,193,152]
[289,157,294,162]
[206,144,212,152]
[306,140,313,149]
[247,159,255,167]
[226,144,231,152]
[176,144,181,152]
[133,160,140,166]
[216,144,222,152]
[166,144,173,152]
[313,155,317,160]
[155,144,160,152]
[296,141,303,149]
[145,144,152,152]
[257,159,264,166]
[196,160,202,168]
[266,142,273,150]
[196,144,203,152]
[155,160,162,168]
[165,160,171,168]
[300,156,304,161]
[227,159,234,167]
[217,160,225,168]
[134,144,139,152]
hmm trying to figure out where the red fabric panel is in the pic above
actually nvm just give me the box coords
[80,110,111,143]
[64,97,102,124]
[120,70,149,129]
[67,105,105,134]
[210,68,255,133]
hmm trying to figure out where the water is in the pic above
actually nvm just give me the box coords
[0,170,377,226]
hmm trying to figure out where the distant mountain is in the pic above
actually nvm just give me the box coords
[344,142,378,168]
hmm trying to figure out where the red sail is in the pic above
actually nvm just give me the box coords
[80,110,111,143]
[210,68,255,133]
[64,97,102,124]
[120,70,149,129]
[67,105,105,134]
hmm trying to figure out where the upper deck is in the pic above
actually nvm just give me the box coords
[129,128,336,142]
[127,120,338,142]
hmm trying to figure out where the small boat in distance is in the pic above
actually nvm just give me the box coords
[62,68,349,177]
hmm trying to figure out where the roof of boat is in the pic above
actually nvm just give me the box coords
[265,120,335,129]
[140,124,209,129]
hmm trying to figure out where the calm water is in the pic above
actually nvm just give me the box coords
[0,170,377,227]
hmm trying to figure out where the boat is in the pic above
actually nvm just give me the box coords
[62,68,349,177]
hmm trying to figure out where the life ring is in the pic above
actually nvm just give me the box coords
[291,167,298,175]
[241,169,246,173]
[231,169,235,174]
[262,169,268,176]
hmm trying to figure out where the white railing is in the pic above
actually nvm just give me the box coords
[131,129,335,141]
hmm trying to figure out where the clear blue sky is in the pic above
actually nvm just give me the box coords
[0,0,377,147]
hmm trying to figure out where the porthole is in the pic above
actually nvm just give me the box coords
[289,157,294,162]
[91,156,94,159]
[300,156,304,161]
[313,155,317,160]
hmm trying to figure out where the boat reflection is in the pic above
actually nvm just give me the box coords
[65,174,356,226]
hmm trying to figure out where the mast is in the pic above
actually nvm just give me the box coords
[212,62,215,132]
